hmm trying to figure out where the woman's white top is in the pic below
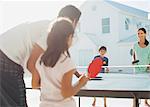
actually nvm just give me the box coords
[133,42,150,72]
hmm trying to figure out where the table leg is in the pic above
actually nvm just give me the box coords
[79,97,80,107]
[133,97,139,107]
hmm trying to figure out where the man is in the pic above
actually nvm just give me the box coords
[27,5,81,88]
[0,5,81,107]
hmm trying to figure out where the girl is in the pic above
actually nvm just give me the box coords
[133,28,150,107]
[35,18,89,107]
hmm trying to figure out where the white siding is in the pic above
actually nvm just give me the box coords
[70,33,97,66]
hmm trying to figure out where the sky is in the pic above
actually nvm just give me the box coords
[0,0,150,34]
[113,0,150,13]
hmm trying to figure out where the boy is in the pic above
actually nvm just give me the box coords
[94,46,109,73]
[92,46,109,107]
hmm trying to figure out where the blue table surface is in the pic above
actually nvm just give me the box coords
[77,73,150,91]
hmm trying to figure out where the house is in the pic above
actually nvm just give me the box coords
[70,32,97,66]
[70,0,150,66]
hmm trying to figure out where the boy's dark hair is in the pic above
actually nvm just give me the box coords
[58,5,81,22]
[99,46,107,51]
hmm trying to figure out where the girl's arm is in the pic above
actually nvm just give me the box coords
[61,69,89,99]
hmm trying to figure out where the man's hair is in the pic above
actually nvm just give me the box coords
[99,46,107,51]
[58,5,81,22]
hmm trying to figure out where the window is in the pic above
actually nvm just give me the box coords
[79,50,93,66]
[136,22,142,29]
[125,18,130,30]
[125,21,129,30]
[76,22,80,32]
[102,18,110,34]
[145,25,150,36]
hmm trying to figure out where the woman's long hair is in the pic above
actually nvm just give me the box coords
[40,18,74,67]
[138,28,149,46]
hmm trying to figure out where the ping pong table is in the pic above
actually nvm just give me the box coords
[76,72,150,107]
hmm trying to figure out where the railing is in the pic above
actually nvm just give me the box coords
[77,65,150,69]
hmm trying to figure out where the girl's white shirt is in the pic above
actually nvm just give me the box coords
[36,54,76,107]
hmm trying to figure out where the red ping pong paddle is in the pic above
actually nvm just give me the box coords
[88,57,103,78]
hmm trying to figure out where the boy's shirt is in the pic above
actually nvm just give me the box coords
[94,55,109,73]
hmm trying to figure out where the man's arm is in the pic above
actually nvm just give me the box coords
[27,43,44,88]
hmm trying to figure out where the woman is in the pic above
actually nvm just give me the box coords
[133,27,150,107]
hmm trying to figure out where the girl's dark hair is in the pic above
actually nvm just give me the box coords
[138,28,149,46]
[40,18,74,67]
[58,5,81,22]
